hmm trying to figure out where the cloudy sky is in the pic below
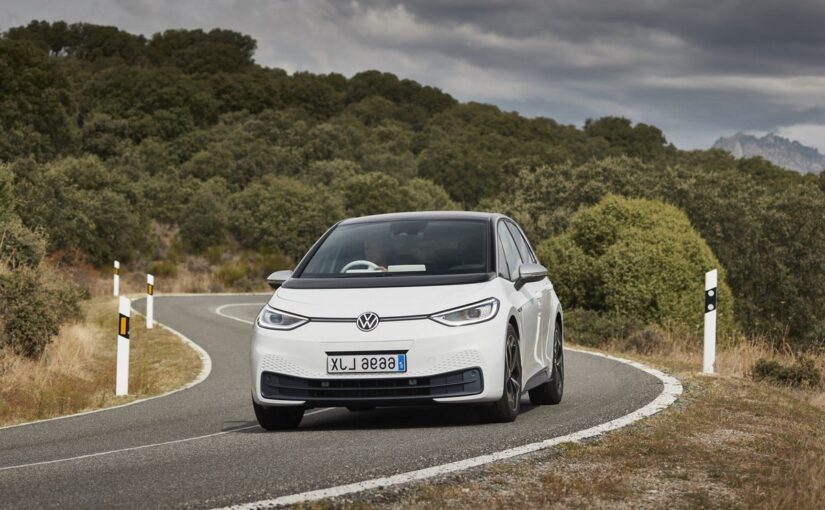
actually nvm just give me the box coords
[3,0,825,151]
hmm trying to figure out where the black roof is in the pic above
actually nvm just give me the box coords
[339,211,503,225]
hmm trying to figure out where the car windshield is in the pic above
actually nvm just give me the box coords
[299,219,491,278]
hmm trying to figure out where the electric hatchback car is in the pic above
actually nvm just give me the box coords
[251,212,564,430]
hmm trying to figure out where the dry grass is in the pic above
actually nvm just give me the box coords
[586,329,825,411]
[298,369,825,510]
[0,297,202,427]
[291,333,825,510]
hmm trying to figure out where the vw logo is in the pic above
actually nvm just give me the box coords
[356,312,380,332]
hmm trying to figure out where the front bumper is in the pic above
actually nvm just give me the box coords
[260,367,483,406]
[251,316,507,407]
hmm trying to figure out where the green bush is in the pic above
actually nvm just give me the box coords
[340,172,410,217]
[147,260,177,278]
[538,195,734,342]
[0,218,46,268]
[0,265,83,358]
[403,178,459,211]
[564,309,643,348]
[227,176,344,260]
[178,179,228,252]
[215,262,246,287]
[752,358,821,388]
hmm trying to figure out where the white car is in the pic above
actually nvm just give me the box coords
[251,212,564,429]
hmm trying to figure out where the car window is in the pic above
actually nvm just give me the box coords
[497,234,510,280]
[497,222,523,280]
[505,221,536,263]
[299,219,490,278]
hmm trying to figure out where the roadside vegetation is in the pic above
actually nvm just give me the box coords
[2,21,824,355]
[313,366,824,509]
[0,297,202,427]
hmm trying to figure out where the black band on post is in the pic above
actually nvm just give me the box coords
[705,287,717,313]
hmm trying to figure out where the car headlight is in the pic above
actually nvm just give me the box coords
[257,306,309,330]
[429,298,499,327]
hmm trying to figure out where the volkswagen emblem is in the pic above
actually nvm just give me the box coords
[356,312,380,332]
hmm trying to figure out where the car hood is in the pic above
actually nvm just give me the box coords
[270,280,499,318]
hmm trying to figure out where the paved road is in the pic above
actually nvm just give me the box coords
[0,295,663,509]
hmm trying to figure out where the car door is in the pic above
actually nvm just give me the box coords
[506,221,552,374]
[496,221,541,380]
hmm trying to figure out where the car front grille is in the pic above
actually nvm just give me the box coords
[260,367,483,403]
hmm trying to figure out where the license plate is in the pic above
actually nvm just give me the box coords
[326,353,407,374]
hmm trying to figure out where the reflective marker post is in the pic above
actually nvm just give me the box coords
[146,274,154,329]
[116,296,131,396]
[703,269,717,374]
[113,260,120,297]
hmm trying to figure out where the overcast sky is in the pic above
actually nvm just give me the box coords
[3,0,825,151]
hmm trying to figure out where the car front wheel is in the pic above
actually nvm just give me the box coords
[481,324,522,423]
[253,401,304,430]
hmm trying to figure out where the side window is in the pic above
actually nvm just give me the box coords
[497,235,510,280]
[497,222,523,280]
[506,221,536,263]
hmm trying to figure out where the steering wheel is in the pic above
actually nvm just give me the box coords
[340,260,380,273]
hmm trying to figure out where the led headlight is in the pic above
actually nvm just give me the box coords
[429,298,499,327]
[257,306,308,330]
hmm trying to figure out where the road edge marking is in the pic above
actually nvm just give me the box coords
[0,408,333,472]
[216,347,683,509]
[0,303,214,432]
[215,303,259,325]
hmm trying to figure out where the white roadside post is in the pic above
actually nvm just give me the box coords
[703,269,718,374]
[116,296,131,396]
[146,274,154,329]
[113,260,120,297]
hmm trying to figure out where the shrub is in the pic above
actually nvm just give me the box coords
[178,179,228,252]
[403,178,459,211]
[564,309,643,348]
[538,195,734,343]
[752,358,822,388]
[0,265,83,358]
[147,260,177,278]
[228,176,344,260]
[215,261,246,287]
[0,218,46,269]
[340,172,410,217]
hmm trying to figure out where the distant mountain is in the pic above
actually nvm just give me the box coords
[712,133,824,174]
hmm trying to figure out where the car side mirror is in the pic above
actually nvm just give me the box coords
[266,270,293,289]
[515,262,547,289]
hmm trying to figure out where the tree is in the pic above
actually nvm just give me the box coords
[340,172,410,217]
[178,179,229,252]
[0,39,77,160]
[228,176,344,260]
[537,195,734,338]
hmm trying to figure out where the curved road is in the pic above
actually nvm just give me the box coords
[0,295,665,509]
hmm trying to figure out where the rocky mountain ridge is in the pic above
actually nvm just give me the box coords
[712,132,824,174]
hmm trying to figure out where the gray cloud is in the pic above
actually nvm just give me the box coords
[2,0,824,150]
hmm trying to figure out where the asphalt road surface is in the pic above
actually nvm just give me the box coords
[0,294,664,509]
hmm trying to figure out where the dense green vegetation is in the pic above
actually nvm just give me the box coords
[1,20,824,356]
[537,195,734,340]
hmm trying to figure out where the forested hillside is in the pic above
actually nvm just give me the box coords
[2,21,824,350]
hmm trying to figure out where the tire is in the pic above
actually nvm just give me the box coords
[528,319,564,405]
[253,401,304,430]
[481,324,522,423]
[346,405,375,412]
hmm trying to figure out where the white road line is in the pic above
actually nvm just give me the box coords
[0,408,334,472]
[215,303,261,325]
[216,349,683,509]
